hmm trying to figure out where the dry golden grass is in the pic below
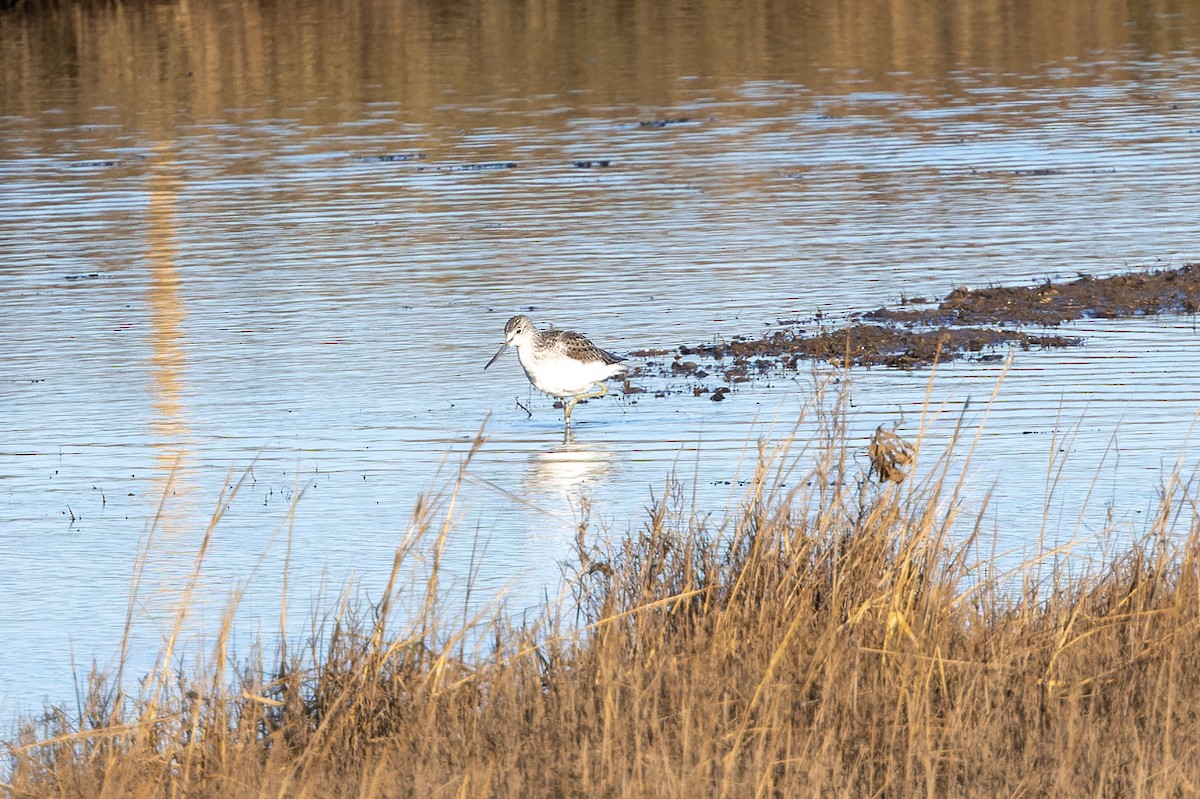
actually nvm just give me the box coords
[6,386,1200,798]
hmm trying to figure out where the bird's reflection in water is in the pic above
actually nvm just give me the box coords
[524,437,615,506]
[478,439,616,615]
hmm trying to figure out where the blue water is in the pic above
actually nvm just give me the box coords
[3,11,1200,719]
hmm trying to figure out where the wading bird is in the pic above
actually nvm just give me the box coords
[484,315,626,428]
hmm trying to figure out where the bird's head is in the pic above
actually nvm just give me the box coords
[485,315,537,369]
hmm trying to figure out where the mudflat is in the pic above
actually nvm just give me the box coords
[631,264,1198,387]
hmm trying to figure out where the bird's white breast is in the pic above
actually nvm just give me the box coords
[518,346,624,397]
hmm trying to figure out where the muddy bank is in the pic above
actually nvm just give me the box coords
[628,264,1198,393]
[867,262,1200,327]
[629,326,1077,390]
[688,325,1081,371]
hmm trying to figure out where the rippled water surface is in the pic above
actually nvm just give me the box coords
[3,0,1200,716]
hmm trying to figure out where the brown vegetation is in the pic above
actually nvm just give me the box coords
[6,394,1200,797]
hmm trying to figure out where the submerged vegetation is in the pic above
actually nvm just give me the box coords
[6,384,1200,797]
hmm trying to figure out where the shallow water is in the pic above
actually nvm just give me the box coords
[3,0,1200,718]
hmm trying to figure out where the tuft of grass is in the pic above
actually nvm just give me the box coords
[6,389,1200,797]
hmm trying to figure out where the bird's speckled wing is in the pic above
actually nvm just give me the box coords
[542,330,626,365]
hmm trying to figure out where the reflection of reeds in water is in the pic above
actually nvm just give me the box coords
[116,146,208,696]
[145,144,196,539]
[10,389,1200,796]
[4,0,1200,132]
[147,146,188,450]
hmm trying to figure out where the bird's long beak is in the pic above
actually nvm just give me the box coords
[484,342,508,370]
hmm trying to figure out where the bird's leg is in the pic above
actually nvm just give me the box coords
[563,382,607,429]
[574,382,609,403]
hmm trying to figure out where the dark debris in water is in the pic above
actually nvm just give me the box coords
[409,161,518,173]
[638,117,696,129]
[572,160,612,168]
[447,161,517,172]
[625,264,1199,397]
[352,152,429,164]
[1012,168,1063,176]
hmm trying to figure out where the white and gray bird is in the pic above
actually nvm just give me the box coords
[485,315,626,427]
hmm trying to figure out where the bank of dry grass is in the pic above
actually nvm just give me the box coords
[6,394,1200,797]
